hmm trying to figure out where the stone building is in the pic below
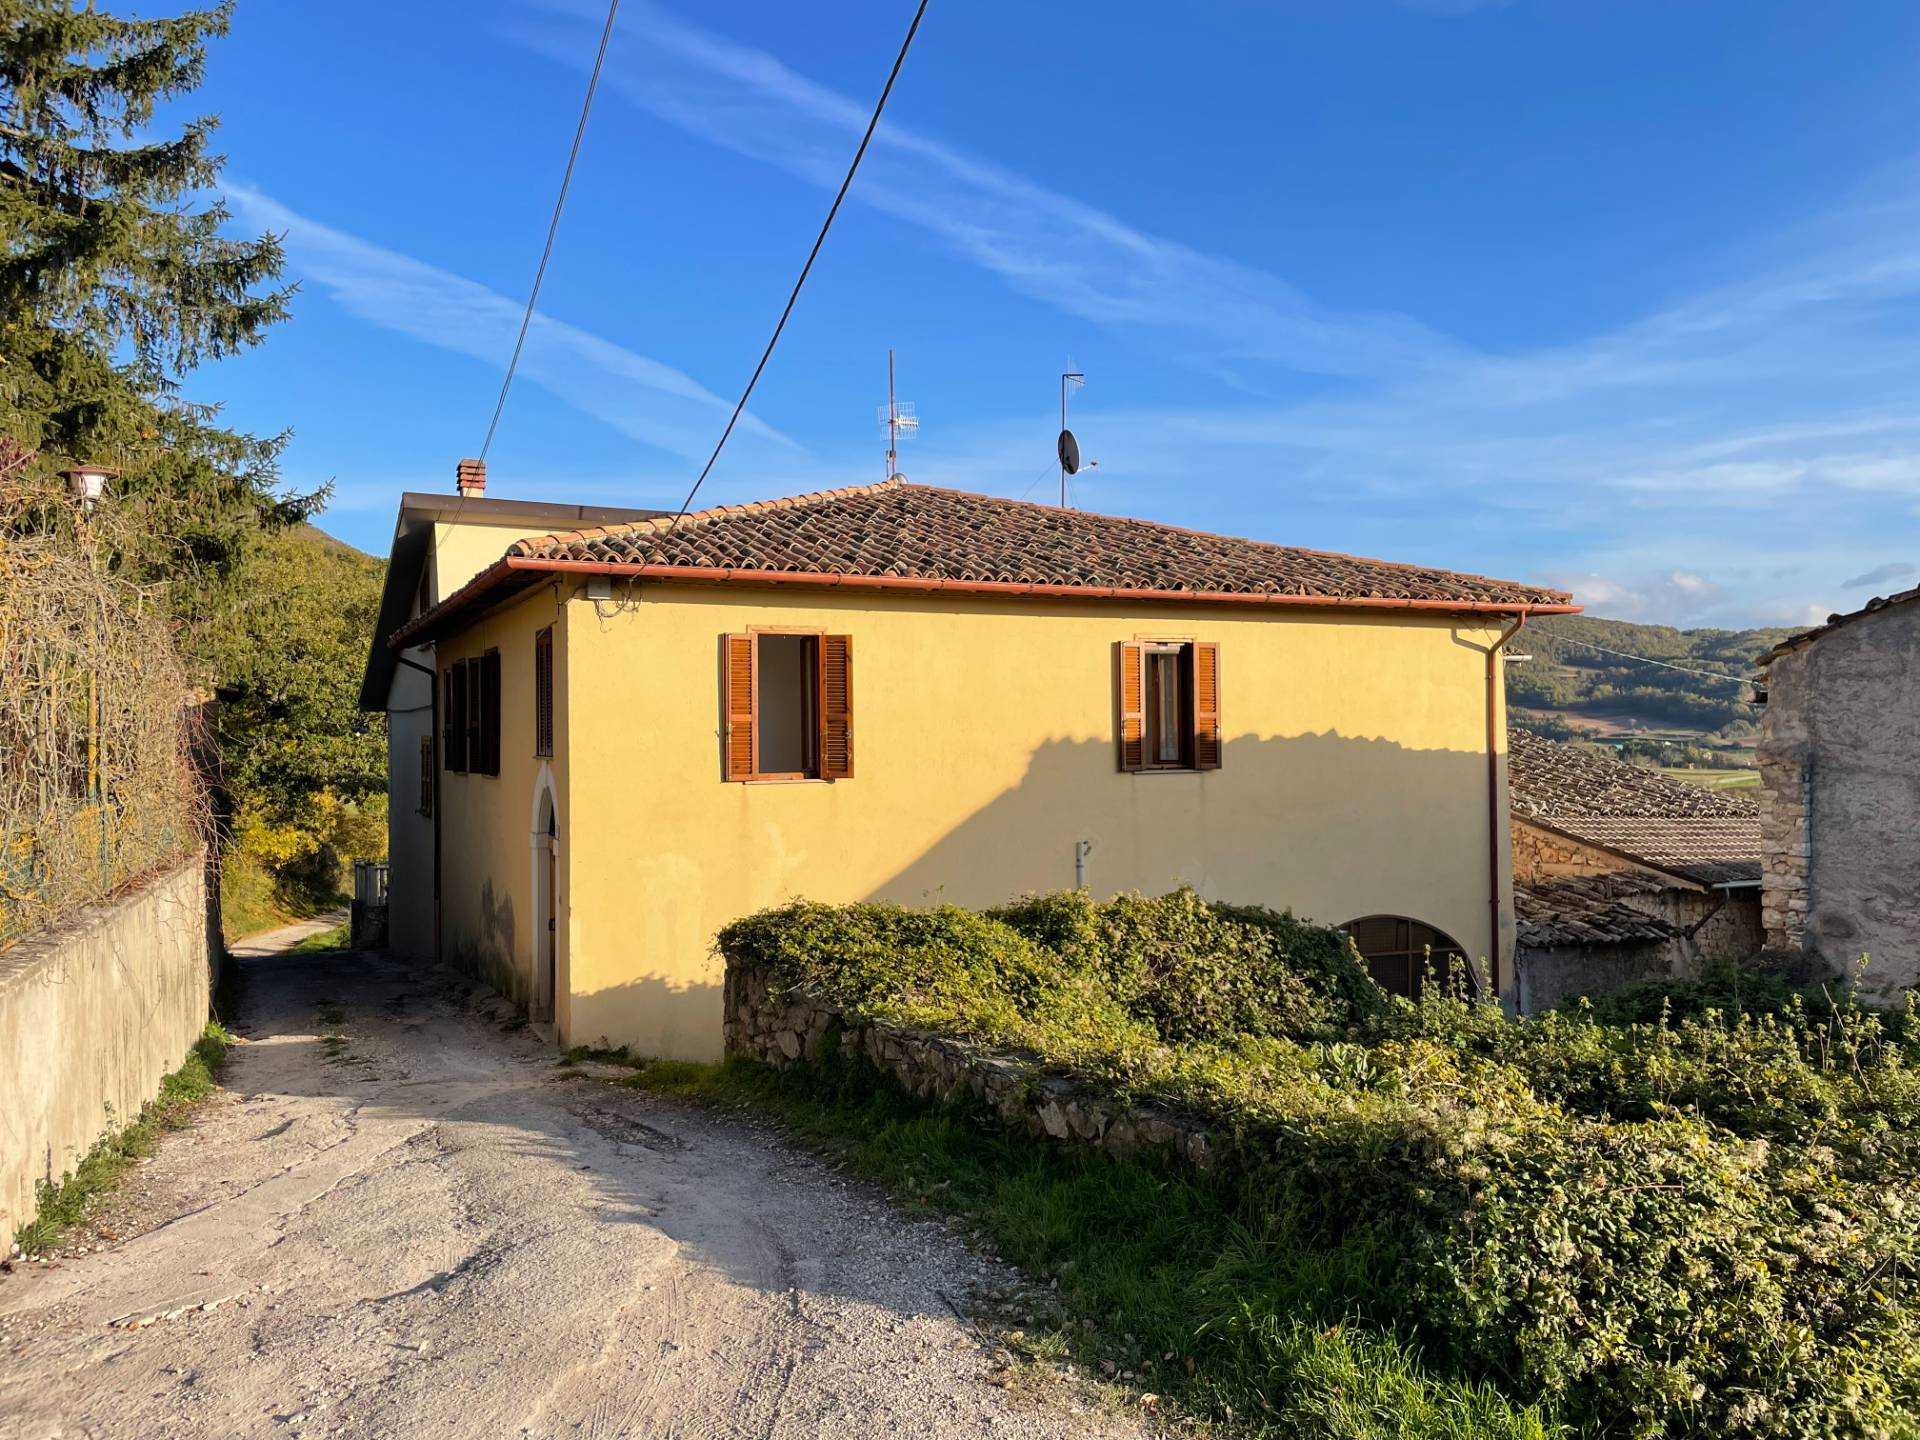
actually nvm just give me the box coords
[1758,586,1920,1001]
[1507,728,1762,1011]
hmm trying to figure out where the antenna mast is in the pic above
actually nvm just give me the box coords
[1059,370,1085,507]
[880,348,919,480]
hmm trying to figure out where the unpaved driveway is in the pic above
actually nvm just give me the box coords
[0,941,1145,1439]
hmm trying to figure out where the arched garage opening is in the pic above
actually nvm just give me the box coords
[1341,914,1473,999]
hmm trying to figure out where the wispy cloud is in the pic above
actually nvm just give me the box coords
[1842,560,1916,589]
[513,2,1466,384]
[226,183,797,466]
[496,7,1920,623]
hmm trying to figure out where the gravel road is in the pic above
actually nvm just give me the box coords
[0,936,1148,1440]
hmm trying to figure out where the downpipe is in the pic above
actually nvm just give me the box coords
[1486,614,1527,1000]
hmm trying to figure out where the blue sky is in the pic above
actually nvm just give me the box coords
[190,0,1920,628]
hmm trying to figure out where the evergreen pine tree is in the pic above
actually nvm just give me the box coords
[0,0,313,654]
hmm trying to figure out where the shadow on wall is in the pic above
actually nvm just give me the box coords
[866,731,1499,951]
[448,877,520,1005]
[568,975,725,1060]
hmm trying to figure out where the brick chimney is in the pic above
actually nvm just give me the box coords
[456,457,486,497]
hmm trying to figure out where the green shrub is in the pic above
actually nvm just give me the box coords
[718,890,1920,1438]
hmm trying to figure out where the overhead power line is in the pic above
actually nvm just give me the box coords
[479,0,622,463]
[649,0,932,558]
[1545,635,1753,686]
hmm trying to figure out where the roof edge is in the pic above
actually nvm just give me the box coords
[392,554,1582,651]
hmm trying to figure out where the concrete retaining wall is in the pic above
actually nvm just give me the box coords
[723,963,1217,1170]
[0,854,214,1241]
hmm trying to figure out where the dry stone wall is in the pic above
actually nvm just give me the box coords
[723,963,1216,1170]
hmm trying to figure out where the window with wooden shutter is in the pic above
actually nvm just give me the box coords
[1117,642,1146,771]
[1192,641,1221,770]
[418,736,434,816]
[444,662,468,774]
[721,630,854,782]
[534,627,554,758]
[478,650,502,776]
[1117,639,1220,772]
[722,633,756,780]
[820,634,853,779]
[466,660,483,774]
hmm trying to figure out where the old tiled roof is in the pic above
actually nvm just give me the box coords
[1763,583,1920,661]
[507,479,1573,608]
[1508,727,1760,886]
[1516,873,1683,949]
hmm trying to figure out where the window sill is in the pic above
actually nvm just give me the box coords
[1128,767,1207,776]
[734,775,837,785]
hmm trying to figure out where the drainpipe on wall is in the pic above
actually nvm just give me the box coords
[396,651,440,962]
[1486,613,1527,998]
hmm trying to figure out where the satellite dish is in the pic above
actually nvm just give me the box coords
[1057,428,1081,475]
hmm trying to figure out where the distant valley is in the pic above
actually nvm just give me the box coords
[1506,615,1802,790]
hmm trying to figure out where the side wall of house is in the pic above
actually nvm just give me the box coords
[436,584,571,1010]
[1761,604,1920,999]
[564,583,1514,1060]
[384,653,435,959]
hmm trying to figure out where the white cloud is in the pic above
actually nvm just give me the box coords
[226,183,797,466]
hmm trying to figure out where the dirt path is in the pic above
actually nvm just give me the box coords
[0,942,1145,1440]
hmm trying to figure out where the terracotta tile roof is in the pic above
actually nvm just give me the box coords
[1516,873,1683,948]
[1507,727,1760,886]
[507,479,1573,608]
[1763,584,1920,661]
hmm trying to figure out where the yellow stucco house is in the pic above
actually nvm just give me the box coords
[365,466,1575,1060]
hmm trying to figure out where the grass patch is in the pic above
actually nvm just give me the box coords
[219,850,346,945]
[13,1023,232,1255]
[289,922,352,954]
[622,1053,1556,1440]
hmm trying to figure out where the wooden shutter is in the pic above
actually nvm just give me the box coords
[820,634,853,780]
[534,627,554,758]
[479,650,502,775]
[444,663,467,773]
[722,633,756,781]
[1117,642,1146,772]
[1192,641,1221,770]
[418,736,434,816]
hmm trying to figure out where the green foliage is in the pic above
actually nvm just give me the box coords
[1,0,314,644]
[209,525,387,832]
[719,893,1920,1438]
[13,1021,230,1253]
[1507,616,1792,757]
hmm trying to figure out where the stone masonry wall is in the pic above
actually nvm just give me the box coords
[1511,819,1663,886]
[1757,646,1811,953]
[723,963,1217,1170]
[1759,603,1920,1000]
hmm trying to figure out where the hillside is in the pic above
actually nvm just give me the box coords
[1506,614,1798,776]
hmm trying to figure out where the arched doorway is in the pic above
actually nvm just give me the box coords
[1341,914,1473,999]
[530,767,560,1028]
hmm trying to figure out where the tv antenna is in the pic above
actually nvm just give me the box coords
[879,349,918,480]
[1058,369,1096,507]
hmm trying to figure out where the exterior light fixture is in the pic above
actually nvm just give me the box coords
[61,464,117,513]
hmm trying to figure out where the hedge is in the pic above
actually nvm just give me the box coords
[718,888,1920,1439]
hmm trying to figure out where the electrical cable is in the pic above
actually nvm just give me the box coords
[648,0,932,559]
[1542,635,1753,685]
[479,0,622,463]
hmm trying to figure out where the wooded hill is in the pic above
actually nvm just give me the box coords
[1507,614,1798,768]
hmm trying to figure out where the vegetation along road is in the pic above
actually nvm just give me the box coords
[0,935,1142,1440]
